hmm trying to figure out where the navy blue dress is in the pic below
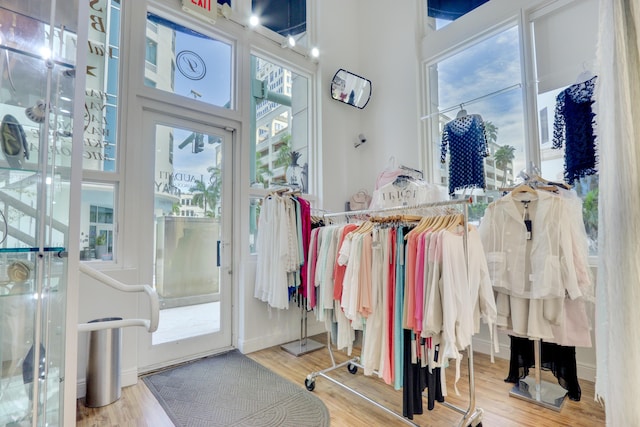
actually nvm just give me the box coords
[552,76,597,184]
[440,114,489,195]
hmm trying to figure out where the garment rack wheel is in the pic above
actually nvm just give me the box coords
[347,363,358,374]
[304,376,316,391]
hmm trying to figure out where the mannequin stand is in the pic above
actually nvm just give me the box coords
[509,339,566,411]
[281,304,323,356]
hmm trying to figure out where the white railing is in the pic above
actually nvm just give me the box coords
[77,264,159,333]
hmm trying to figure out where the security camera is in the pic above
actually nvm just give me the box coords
[355,133,367,148]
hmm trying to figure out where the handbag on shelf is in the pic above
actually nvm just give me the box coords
[349,189,371,211]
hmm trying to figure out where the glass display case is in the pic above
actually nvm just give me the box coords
[0,2,76,425]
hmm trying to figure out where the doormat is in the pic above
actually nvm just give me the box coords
[143,350,330,427]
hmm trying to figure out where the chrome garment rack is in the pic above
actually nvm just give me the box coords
[304,199,484,427]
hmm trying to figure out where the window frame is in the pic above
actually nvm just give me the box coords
[419,0,599,263]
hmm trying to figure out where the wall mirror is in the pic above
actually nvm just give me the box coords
[330,69,372,109]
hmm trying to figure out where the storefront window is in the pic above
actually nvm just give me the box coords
[426,25,525,222]
[144,13,233,109]
[250,56,309,192]
[251,0,307,47]
[249,55,311,253]
[80,183,115,261]
[533,0,599,254]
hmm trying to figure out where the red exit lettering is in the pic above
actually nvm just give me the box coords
[191,0,211,11]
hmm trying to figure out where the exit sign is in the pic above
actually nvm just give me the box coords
[182,0,218,24]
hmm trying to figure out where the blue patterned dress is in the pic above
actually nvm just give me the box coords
[552,76,597,184]
[440,114,489,195]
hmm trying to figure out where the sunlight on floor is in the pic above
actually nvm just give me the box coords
[152,302,220,345]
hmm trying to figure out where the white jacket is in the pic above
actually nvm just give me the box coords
[478,190,582,301]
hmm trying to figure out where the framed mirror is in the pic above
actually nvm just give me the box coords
[330,69,372,109]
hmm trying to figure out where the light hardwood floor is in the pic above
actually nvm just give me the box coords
[76,335,605,426]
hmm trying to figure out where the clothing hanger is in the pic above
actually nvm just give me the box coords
[508,183,538,196]
[385,156,396,171]
[393,174,413,187]
[398,165,424,180]
[446,214,465,232]
[575,61,596,84]
[456,104,468,118]
[529,174,571,190]
[404,215,432,240]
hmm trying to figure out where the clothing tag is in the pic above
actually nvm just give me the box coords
[525,219,532,240]
[529,273,535,282]
[522,200,532,240]
[411,339,417,364]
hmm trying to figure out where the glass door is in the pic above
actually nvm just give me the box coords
[138,114,233,370]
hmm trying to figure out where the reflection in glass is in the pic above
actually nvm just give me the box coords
[83,0,121,172]
[152,124,223,344]
[427,0,489,30]
[251,0,307,48]
[80,183,115,261]
[145,13,232,109]
[251,56,309,193]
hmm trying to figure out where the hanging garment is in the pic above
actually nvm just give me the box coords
[370,177,448,210]
[552,75,597,184]
[505,336,581,401]
[254,195,291,309]
[440,114,489,195]
[362,228,384,376]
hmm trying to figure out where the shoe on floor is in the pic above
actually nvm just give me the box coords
[1,114,29,168]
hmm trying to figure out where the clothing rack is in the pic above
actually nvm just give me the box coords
[280,302,325,356]
[500,180,568,411]
[496,178,575,411]
[304,199,484,427]
[281,207,326,357]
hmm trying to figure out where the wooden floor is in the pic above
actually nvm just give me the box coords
[76,334,605,426]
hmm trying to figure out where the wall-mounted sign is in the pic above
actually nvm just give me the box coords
[181,0,218,25]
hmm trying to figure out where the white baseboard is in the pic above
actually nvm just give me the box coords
[472,336,596,382]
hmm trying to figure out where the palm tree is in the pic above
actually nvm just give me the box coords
[189,166,222,218]
[255,151,273,188]
[484,121,498,145]
[274,133,292,174]
[494,145,516,187]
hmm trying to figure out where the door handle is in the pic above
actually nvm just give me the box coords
[217,240,221,267]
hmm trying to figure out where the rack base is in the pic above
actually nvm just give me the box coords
[281,338,324,356]
[509,377,566,411]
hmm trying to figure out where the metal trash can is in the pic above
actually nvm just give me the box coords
[85,317,122,408]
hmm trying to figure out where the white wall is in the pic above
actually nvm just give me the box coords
[317,0,424,211]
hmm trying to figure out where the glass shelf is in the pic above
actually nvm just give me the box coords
[0,247,66,254]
